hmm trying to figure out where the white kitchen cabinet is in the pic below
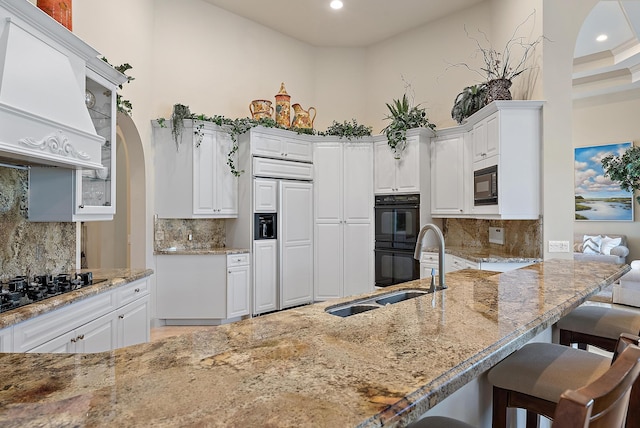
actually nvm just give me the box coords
[156,253,250,322]
[250,127,313,162]
[253,240,278,315]
[153,120,238,218]
[447,255,480,272]
[13,277,149,353]
[28,71,126,222]
[374,137,420,194]
[472,113,499,163]
[469,102,543,219]
[254,178,278,212]
[420,252,440,278]
[279,180,313,309]
[314,141,374,300]
[431,134,467,216]
[29,311,117,353]
[0,327,12,352]
[117,295,150,348]
[226,254,250,319]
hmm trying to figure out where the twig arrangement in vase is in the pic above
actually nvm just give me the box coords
[451,10,544,104]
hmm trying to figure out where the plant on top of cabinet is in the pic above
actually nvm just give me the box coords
[602,145,640,204]
[100,58,134,116]
[381,93,435,159]
[451,84,487,124]
[451,10,543,104]
[317,119,373,141]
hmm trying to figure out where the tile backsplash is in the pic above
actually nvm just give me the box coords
[0,166,75,281]
[154,218,225,251]
[443,218,542,258]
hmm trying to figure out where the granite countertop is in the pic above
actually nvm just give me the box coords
[0,268,153,330]
[154,247,249,255]
[0,260,628,427]
[425,245,542,263]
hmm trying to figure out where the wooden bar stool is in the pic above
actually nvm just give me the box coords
[409,338,640,428]
[558,305,640,352]
[487,333,640,428]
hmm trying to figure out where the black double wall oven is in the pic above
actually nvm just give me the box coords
[374,194,420,287]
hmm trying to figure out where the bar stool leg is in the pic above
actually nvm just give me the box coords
[492,387,508,428]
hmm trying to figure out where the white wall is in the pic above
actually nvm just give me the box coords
[573,90,640,260]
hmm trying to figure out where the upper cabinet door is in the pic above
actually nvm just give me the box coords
[374,141,396,194]
[431,135,465,215]
[394,136,420,194]
[343,143,373,222]
[253,178,278,212]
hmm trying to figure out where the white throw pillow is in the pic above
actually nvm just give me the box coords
[583,235,602,254]
[600,236,622,255]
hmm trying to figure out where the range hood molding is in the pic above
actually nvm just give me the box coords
[0,0,126,169]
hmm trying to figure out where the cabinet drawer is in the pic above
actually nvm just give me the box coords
[420,252,439,264]
[14,291,116,353]
[227,253,250,267]
[116,278,150,307]
[253,157,313,181]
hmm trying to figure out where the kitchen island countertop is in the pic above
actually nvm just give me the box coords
[153,247,249,256]
[0,260,628,427]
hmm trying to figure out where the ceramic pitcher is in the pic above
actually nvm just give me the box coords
[249,99,274,120]
[291,104,316,129]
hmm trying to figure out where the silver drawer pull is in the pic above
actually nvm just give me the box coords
[119,314,124,319]
[134,288,140,293]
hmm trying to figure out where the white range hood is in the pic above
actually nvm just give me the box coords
[0,0,122,169]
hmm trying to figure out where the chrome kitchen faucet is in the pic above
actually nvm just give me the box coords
[414,224,446,290]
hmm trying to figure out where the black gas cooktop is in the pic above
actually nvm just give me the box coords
[0,272,104,313]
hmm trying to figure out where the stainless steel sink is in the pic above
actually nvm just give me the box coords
[374,290,430,305]
[325,289,433,317]
[326,304,380,318]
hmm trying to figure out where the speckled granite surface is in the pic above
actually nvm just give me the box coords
[154,218,225,251]
[154,248,248,255]
[0,260,628,427]
[0,268,153,329]
[0,167,75,281]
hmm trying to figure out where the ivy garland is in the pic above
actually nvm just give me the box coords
[157,104,374,176]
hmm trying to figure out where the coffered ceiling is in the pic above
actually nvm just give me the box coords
[203,0,640,99]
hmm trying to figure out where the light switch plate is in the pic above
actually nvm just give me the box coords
[549,240,570,253]
[489,227,504,245]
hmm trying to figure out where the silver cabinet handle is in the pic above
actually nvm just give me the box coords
[134,288,140,293]
[78,204,84,209]
[119,314,124,319]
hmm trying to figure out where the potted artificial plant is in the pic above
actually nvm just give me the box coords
[451,83,487,124]
[381,93,435,159]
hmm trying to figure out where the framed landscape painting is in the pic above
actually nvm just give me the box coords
[575,142,634,221]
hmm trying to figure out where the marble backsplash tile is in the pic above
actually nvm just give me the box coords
[443,218,542,258]
[0,167,75,281]
[154,218,225,251]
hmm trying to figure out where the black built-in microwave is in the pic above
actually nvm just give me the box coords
[474,165,498,206]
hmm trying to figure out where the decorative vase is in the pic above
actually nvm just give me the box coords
[37,0,72,31]
[485,78,512,104]
[291,104,316,129]
[249,99,274,120]
[274,82,291,128]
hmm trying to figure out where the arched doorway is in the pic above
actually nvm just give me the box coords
[82,113,146,269]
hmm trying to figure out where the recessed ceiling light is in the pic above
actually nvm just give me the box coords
[596,34,608,42]
[330,1,343,10]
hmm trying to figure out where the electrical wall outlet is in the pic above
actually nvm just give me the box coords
[156,230,164,241]
[489,227,504,245]
[548,240,570,253]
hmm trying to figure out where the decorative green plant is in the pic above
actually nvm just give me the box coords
[170,103,192,150]
[451,84,487,124]
[381,94,435,158]
[101,58,134,116]
[601,145,640,204]
[318,119,373,141]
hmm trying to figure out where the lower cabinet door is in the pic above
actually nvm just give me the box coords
[28,330,77,353]
[253,240,277,315]
[117,295,150,348]
[76,312,118,353]
[227,266,250,318]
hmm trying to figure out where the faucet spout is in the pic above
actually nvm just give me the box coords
[414,223,446,290]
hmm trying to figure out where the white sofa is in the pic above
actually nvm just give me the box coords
[573,233,629,265]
